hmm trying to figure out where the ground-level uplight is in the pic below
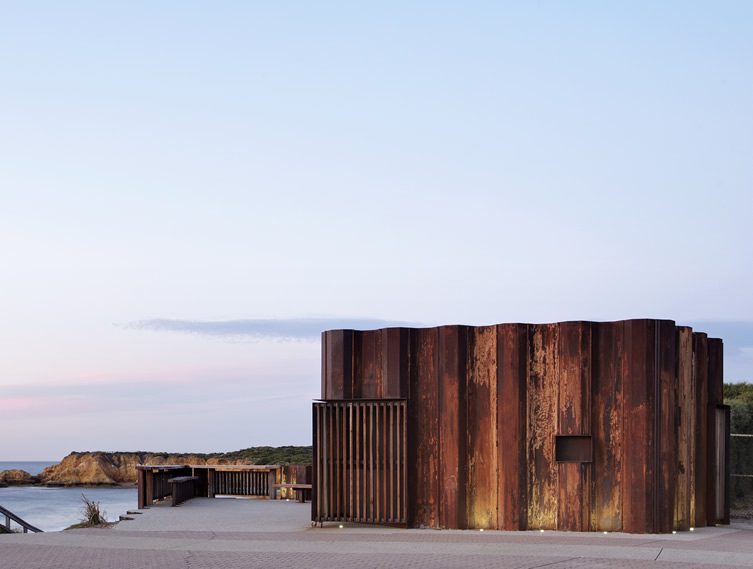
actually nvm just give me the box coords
[690,527,695,532]
[339,524,344,529]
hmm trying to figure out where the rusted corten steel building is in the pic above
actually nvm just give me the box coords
[312,319,729,533]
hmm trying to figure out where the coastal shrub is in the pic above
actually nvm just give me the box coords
[80,494,107,526]
[220,446,313,465]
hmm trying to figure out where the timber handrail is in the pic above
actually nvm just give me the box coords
[0,505,43,533]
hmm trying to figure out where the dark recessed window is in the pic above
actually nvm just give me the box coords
[555,435,592,463]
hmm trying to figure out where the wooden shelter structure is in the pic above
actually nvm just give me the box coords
[312,319,729,533]
[137,464,311,509]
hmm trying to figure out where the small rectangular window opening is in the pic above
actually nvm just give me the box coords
[555,435,593,463]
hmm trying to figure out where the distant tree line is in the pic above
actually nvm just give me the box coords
[67,446,315,465]
[218,445,312,465]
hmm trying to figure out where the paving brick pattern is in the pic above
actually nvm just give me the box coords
[0,543,748,569]
[1,500,751,569]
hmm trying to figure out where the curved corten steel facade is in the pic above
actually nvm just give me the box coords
[313,319,728,533]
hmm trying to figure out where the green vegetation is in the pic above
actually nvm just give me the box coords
[724,382,753,516]
[64,446,314,466]
[725,382,753,432]
[217,446,312,465]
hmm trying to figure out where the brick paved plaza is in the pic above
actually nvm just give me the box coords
[1,498,752,568]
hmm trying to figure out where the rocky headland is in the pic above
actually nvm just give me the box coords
[0,469,39,486]
[0,447,312,487]
[0,452,251,487]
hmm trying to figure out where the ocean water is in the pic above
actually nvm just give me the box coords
[0,486,137,532]
[0,461,57,476]
[0,461,137,532]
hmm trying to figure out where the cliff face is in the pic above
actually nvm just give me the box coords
[38,452,253,486]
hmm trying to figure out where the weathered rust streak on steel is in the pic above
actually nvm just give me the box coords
[557,321,591,531]
[408,327,439,528]
[590,321,623,531]
[675,327,693,531]
[497,323,528,530]
[322,330,354,400]
[355,332,383,399]
[622,320,655,533]
[657,320,677,533]
[693,332,709,528]
[383,328,409,399]
[438,326,467,529]
[527,323,559,530]
[467,325,498,529]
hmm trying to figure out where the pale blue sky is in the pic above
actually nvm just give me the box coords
[1,1,752,459]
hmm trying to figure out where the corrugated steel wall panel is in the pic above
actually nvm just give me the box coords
[318,319,725,533]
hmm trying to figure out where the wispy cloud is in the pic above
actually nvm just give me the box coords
[127,317,423,341]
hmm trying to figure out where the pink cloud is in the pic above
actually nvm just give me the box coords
[0,396,98,419]
[0,397,51,412]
